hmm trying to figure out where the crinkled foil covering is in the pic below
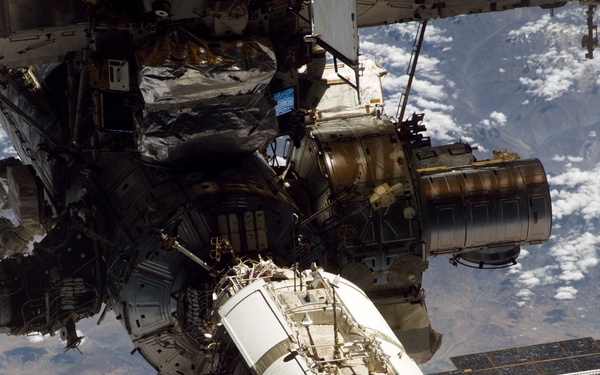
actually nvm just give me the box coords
[135,27,278,161]
[136,94,278,161]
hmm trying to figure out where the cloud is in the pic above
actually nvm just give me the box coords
[516,264,557,289]
[411,109,460,142]
[512,9,600,101]
[26,334,49,344]
[519,63,577,101]
[380,22,453,46]
[508,14,551,38]
[549,163,600,220]
[495,7,600,102]
[361,25,470,144]
[424,24,454,45]
[510,230,599,305]
[411,80,447,101]
[0,128,17,158]
[489,111,507,126]
[360,39,411,70]
[0,314,152,374]
[518,272,541,288]
[551,231,599,282]
[507,157,600,306]
[552,154,583,163]
[555,286,578,300]
[478,111,507,128]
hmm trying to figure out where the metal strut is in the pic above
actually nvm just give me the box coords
[157,229,213,272]
[583,5,598,59]
[397,20,428,123]
[333,56,361,105]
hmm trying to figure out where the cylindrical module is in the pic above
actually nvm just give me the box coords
[418,158,552,265]
[212,261,424,374]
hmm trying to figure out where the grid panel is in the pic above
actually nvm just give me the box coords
[496,363,539,375]
[428,337,600,375]
[572,354,600,371]
[534,358,578,375]
[451,352,494,371]
[523,342,566,362]
[487,347,529,367]
[471,369,500,375]
[559,337,600,357]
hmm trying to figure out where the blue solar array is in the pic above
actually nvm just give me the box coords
[428,337,600,375]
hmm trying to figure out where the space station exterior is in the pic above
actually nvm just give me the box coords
[0,1,558,374]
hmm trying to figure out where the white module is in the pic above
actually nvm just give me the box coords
[211,259,424,375]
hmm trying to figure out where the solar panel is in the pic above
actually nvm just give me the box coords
[523,342,566,362]
[561,337,600,357]
[496,363,539,374]
[468,369,499,375]
[488,347,529,367]
[535,358,578,375]
[427,337,600,375]
[572,354,600,371]
[451,352,494,371]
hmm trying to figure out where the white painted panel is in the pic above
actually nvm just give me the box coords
[219,280,293,367]
[312,0,358,65]
[380,340,424,375]
[263,353,311,375]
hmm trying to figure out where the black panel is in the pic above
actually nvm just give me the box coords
[535,358,578,375]
[451,353,494,371]
[523,342,566,361]
[488,348,529,366]
[572,354,600,371]
[101,92,133,132]
[470,369,500,375]
[559,337,600,357]
[431,337,600,375]
[496,363,539,375]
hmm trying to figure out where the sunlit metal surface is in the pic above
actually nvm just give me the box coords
[0,0,566,373]
[419,159,552,259]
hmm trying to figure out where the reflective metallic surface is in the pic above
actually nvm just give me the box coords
[419,159,552,261]
[0,0,563,374]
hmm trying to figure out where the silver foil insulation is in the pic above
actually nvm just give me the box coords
[135,27,278,161]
